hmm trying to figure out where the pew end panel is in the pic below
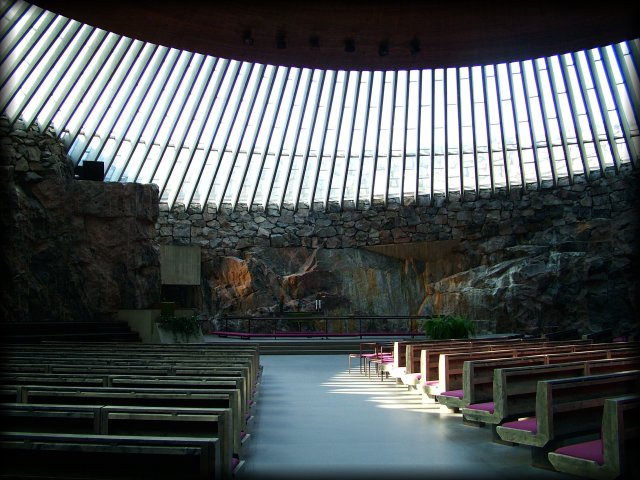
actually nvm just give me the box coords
[0,432,221,480]
[547,394,640,479]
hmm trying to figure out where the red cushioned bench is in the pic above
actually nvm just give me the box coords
[495,370,640,469]
[548,394,640,479]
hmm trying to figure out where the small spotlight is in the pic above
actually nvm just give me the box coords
[344,38,355,53]
[242,30,254,46]
[276,32,286,49]
[378,41,389,57]
[309,35,320,48]
[410,38,420,55]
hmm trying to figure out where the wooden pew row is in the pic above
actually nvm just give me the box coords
[392,338,527,377]
[0,373,251,430]
[373,338,614,383]
[417,343,639,398]
[3,356,258,402]
[372,337,541,381]
[0,403,237,477]
[548,394,640,479]
[1,361,254,413]
[3,350,260,394]
[435,347,640,406]
[495,371,640,469]
[395,337,554,373]
[0,343,261,392]
[0,432,221,480]
[4,384,245,459]
[459,358,640,434]
[401,339,600,386]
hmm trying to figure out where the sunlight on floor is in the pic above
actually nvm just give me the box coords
[323,366,450,415]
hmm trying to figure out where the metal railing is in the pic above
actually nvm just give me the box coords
[214,314,427,339]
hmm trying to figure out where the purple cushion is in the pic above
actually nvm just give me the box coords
[555,439,604,465]
[421,380,439,386]
[441,389,464,399]
[232,457,240,470]
[466,402,495,413]
[240,430,247,439]
[501,417,537,433]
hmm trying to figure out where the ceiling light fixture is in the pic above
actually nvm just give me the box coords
[345,38,355,52]
[410,38,420,55]
[378,41,389,57]
[242,30,254,46]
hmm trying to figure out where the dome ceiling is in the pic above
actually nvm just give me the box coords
[33,0,640,70]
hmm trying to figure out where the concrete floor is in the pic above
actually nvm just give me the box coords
[238,355,573,480]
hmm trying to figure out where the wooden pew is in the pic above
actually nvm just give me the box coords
[460,357,640,434]
[12,384,244,458]
[0,431,221,479]
[0,402,238,476]
[495,371,640,468]
[1,344,261,390]
[548,395,640,479]
[3,358,256,402]
[435,348,627,409]
[405,339,597,394]
[461,362,591,427]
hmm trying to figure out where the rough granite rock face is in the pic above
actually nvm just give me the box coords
[425,209,639,336]
[1,117,161,322]
[200,247,428,321]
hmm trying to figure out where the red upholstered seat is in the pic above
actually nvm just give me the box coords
[554,439,604,465]
[440,389,464,399]
[466,401,495,413]
[501,417,537,433]
[421,380,439,386]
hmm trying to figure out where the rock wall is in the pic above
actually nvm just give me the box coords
[0,117,161,323]
[1,113,637,337]
[158,167,639,337]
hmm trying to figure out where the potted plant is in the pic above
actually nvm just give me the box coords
[423,314,475,339]
[156,314,203,343]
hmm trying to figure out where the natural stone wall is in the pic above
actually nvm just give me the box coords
[158,167,639,337]
[0,117,161,323]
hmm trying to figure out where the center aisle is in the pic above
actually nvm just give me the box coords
[238,355,571,480]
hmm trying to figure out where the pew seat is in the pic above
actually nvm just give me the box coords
[548,395,640,479]
[0,432,221,479]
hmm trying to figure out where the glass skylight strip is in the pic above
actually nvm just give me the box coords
[1,1,637,212]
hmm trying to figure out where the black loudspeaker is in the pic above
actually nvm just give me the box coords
[76,161,104,181]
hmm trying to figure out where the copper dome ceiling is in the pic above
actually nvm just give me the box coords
[33,0,640,70]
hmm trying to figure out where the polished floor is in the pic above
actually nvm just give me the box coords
[238,355,572,480]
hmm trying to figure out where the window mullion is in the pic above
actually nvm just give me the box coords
[187,60,242,210]
[160,56,218,207]
[309,71,338,210]
[0,9,54,88]
[337,71,361,209]
[558,54,591,178]
[322,70,349,209]
[130,51,193,183]
[355,72,374,208]
[120,49,181,182]
[243,66,290,210]
[203,62,255,208]
[572,51,608,175]
[74,37,142,160]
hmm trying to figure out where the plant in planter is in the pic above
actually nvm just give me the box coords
[423,314,475,340]
[157,315,202,343]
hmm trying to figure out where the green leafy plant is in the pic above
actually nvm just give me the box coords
[157,315,201,342]
[423,315,475,339]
